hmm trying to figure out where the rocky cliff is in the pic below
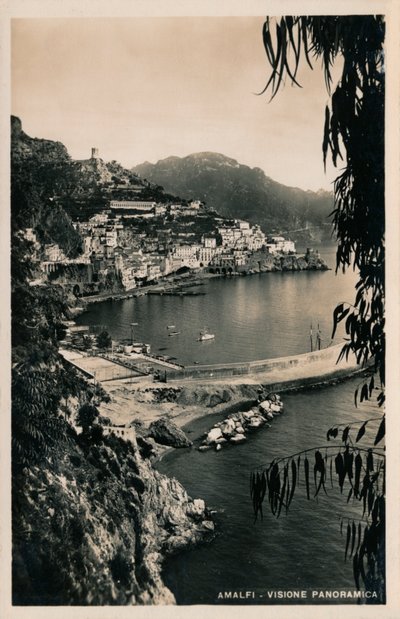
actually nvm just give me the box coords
[13,430,213,605]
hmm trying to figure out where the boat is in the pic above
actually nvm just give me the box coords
[168,331,181,337]
[198,327,215,342]
[167,325,176,329]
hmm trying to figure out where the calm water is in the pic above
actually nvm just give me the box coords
[157,381,382,605]
[77,245,357,365]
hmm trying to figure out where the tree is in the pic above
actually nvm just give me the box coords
[96,330,112,349]
[250,15,385,600]
[259,15,385,405]
[76,403,99,434]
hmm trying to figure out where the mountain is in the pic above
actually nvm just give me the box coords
[133,152,334,239]
[10,117,189,254]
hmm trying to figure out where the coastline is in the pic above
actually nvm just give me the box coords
[72,254,329,310]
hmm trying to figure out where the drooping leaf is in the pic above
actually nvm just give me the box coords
[277,463,289,518]
[360,383,369,402]
[350,521,357,557]
[343,446,354,482]
[366,449,374,473]
[354,453,362,496]
[288,459,297,508]
[342,425,350,444]
[353,551,361,590]
[335,452,345,492]
[345,522,351,559]
[304,456,310,500]
[355,421,367,442]
[374,416,385,445]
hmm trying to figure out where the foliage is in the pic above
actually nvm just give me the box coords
[96,330,112,349]
[76,404,99,433]
[255,15,386,598]
[260,15,385,406]
[12,361,73,469]
[11,190,87,467]
[251,418,385,600]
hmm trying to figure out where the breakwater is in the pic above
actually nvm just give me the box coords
[164,343,362,387]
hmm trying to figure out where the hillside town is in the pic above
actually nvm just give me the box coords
[26,191,298,296]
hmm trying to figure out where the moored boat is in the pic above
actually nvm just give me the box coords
[198,327,215,341]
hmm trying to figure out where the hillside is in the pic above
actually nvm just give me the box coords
[133,152,334,239]
[10,116,187,237]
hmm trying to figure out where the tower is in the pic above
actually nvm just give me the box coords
[91,147,99,159]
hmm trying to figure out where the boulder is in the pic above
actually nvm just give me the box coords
[230,434,247,444]
[242,411,254,420]
[248,417,264,429]
[206,427,223,444]
[236,425,245,434]
[220,418,236,437]
[187,498,205,518]
[216,444,222,451]
[259,400,272,412]
[200,520,215,532]
[149,417,192,448]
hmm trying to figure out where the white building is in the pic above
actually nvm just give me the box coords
[266,236,296,254]
[110,200,156,212]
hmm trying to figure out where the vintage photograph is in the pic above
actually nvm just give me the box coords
[6,2,394,613]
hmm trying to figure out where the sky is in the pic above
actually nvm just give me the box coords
[11,17,342,191]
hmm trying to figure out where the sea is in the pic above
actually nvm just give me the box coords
[77,244,383,604]
[76,245,356,365]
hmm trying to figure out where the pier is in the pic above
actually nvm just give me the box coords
[163,343,364,388]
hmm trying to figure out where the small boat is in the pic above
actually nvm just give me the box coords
[167,325,176,329]
[198,327,215,342]
[168,331,181,337]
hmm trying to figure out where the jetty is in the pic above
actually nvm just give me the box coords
[162,343,365,390]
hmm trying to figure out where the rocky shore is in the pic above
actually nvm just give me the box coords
[199,393,284,450]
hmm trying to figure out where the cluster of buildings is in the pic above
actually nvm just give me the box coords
[26,198,296,293]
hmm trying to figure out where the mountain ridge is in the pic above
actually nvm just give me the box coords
[133,152,334,238]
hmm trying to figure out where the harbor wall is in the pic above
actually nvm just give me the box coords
[165,343,361,383]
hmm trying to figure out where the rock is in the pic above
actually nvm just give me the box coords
[215,437,228,444]
[187,498,205,518]
[216,444,222,451]
[220,418,236,437]
[200,520,215,532]
[270,403,283,413]
[198,445,211,452]
[230,434,247,444]
[149,417,192,448]
[259,400,272,412]
[236,425,245,434]
[206,427,223,444]
[248,417,264,429]
[242,411,254,420]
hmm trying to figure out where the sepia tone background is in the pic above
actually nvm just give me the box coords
[1,1,399,618]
